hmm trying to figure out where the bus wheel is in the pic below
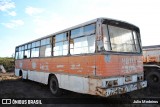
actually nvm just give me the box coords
[49,75,62,96]
[146,70,160,88]
[20,71,26,81]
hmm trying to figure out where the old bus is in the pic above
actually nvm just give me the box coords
[15,18,147,97]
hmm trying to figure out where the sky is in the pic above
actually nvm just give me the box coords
[0,0,160,57]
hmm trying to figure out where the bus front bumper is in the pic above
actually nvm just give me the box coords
[96,81,147,97]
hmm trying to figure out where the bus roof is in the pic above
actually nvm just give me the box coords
[143,45,160,50]
[16,17,139,48]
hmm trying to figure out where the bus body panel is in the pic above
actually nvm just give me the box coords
[15,53,145,97]
[15,54,143,78]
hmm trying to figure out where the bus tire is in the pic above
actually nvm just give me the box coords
[21,72,26,81]
[49,75,62,96]
[146,70,160,88]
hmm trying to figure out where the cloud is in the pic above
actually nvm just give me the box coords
[0,0,15,11]
[8,10,16,16]
[25,6,45,16]
[33,14,79,36]
[2,19,24,29]
[0,0,16,16]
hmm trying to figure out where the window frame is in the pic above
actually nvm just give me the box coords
[53,32,69,56]
[70,23,96,55]
[40,37,52,57]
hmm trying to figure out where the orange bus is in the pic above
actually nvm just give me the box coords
[15,18,147,97]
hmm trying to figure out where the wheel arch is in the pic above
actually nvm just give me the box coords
[48,73,59,85]
[19,69,22,76]
[144,65,160,77]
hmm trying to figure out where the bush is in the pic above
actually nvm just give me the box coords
[0,57,14,72]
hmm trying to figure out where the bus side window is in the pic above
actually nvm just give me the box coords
[40,38,52,57]
[102,24,111,51]
[53,33,68,56]
[70,35,95,54]
[31,48,39,57]
[15,52,19,59]
[24,50,30,58]
[71,27,83,38]
[70,24,96,55]
[15,47,19,59]
[17,46,24,59]
[88,35,95,53]
[84,24,95,35]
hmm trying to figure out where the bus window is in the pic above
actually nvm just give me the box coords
[71,27,83,38]
[19,47,22,51]
[19,51,24,59]
[70,24,96,55]
[54,33,68,56]
[102,24,111,51]
[54,42,63,56]
[15,47,19,59]
[70,35,95,55]
[25,45,27,50]
[36,41,40,47]
[45,45,52,56]
[32,42,36,48]
[88,35,95,53]
[28,44,31,49]
[40,38,52,57]
[21,46,24,51]
[24,50,30,58]
[40,45,51,57]
[108,25,137,52]
[15,52,19,59]
[31,48,39,57]
[133,31,140,53]
[16,47,19,52]
[84,24,95,35]
[41,38,51,46]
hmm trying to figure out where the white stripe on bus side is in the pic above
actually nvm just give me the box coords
[15,69,102,95]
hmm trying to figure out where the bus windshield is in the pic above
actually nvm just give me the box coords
[103,24,141,53]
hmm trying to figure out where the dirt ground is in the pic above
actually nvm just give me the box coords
[0,72,160,107]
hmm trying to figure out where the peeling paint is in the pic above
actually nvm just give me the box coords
[32,62,36,69]
[40,62,49,71]
[19,62,23,68]
[96,81,147,97]
[57,65,64,68]
[121,57,140,73]
[71,64,81,70]
[105,55,111,62]
[91,66,96,69]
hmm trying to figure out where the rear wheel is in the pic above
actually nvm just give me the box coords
[20,70,26,81]
[49,75,62,96]
[146,70,160,88]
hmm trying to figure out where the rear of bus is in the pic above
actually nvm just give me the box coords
[90,18,147,97]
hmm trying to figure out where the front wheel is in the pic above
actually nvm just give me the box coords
[49,75,62,96]
[146,70,160,88]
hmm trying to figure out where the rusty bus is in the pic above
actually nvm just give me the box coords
[15,18,147,97]
[143,45,160,88]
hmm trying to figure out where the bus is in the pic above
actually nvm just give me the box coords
[15,18,147,97]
